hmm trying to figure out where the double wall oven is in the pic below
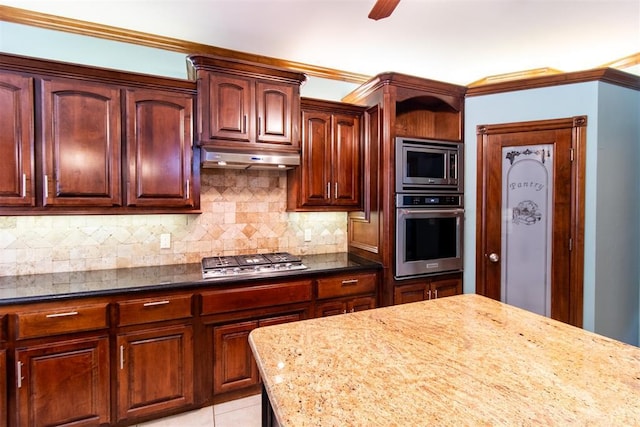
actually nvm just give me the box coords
[395,137,464,279]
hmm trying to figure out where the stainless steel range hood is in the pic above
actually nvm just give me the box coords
[200,147,300,170]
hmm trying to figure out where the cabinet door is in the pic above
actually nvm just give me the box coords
[332,113,361,207]
[315,300,347,317]
[125,89,195,207]
[212,313,303,395]
[256,81,296,145]
[117,325,194,422]
[0,349,6,427]
[431,277,462,299]
[15,336,110,427]
[348,296,376,313]
[40,78,121,207]
[0,72,34,207]
[394,282,429,305]
[300,109,331,206]
[206,73,252,142]
[213,320,259,394]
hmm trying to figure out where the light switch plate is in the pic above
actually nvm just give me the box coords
[304,229,312,242]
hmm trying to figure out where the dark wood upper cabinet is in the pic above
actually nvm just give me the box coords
[0,52,199,214]
[187,55,305,152]
[288,98,364,211]
[39,77,122,207]
[0,72,35,207]
[125,89,195,208]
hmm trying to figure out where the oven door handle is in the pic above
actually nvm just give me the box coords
[398,208,464,216]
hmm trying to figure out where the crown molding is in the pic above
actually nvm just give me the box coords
[0,5,370,84]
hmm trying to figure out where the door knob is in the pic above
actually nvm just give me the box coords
[488,253,500,263]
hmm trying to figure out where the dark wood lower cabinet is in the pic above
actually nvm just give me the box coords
[212,312,303,395]
[116,325,194,422]
[394,275,462,305]
[315,295,376,317]
[0,269,380,425]
[0,349,6,427]
[14,336,110,427]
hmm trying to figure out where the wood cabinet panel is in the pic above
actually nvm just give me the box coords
[201,280,312,315]
[15,303,109,340]
[0,314,5,342]
[289,99,363,211]
[315,296,376,317]
[188,54,304,151]
[116,324,194,421]
[332,114,360,206]
[117,294,193,327]
[0,349,5,427]
[213,312,302,394]
[15,336,110,427]
[394,275,462,305]
[315,271,378,317]
[317,272,377,299]
[0,72,34,207]
[0,53,199,214]
[431,277,462,299]
[256,81,295,144]
[207,73,253,142]
[349,296,377,313]
[213,320,258,394]
[125,89,195,208]
[40,77,122,207]
[394,282,429,305]
[299,110,331,204]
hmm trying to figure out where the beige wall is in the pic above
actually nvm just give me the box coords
[0,169,347,277]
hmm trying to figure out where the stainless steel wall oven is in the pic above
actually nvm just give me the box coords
[394,194,464,279]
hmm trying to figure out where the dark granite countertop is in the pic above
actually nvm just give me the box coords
[0,253,381,305]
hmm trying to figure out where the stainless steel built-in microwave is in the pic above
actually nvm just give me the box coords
[395,137,463,193]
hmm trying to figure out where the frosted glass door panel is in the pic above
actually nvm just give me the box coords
[501,145,553,316]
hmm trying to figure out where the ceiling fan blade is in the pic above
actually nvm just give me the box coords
[368,0,401,20]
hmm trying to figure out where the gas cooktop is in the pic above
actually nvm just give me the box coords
[201,252,307,279]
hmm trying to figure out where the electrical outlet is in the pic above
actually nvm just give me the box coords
[304,229,312,242]
[160,233,171,249]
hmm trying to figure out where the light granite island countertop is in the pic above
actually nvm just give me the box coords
[249,294,640,426]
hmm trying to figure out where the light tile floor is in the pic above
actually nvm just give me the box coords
[137,394,262,427]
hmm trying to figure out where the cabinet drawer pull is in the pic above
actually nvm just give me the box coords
[22,173,27,198]
[120,345,124,370]
[43,174,48,199]
[45,311,78,318]
[143,300,170,307]
[341,279,358,286]
[334,182,338,199]
[326,182,330,199]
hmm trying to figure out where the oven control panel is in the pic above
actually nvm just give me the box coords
[396,194,462,208]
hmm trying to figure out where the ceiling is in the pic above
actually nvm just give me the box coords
[2,0,639,85]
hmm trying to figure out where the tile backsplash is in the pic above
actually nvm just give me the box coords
[0,169,347,277]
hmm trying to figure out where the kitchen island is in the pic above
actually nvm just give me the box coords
[249,294,640,426]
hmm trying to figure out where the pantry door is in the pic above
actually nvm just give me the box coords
[475,117,586,326]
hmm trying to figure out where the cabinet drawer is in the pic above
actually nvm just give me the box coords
[201,280,312,315]
[15,303,109,339]
[117,294,193,327]
[317,272,377,299]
